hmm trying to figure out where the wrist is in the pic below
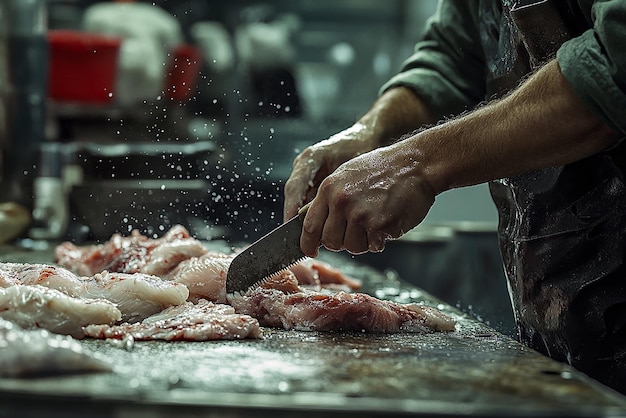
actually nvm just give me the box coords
[358,87,435,147]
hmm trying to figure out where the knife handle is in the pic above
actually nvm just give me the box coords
[297,202,311,223]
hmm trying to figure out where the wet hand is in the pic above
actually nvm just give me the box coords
[299,142,436,257]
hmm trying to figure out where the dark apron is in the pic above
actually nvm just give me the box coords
[479,0,626,393]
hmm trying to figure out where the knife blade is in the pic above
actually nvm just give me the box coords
[226,203,311,293]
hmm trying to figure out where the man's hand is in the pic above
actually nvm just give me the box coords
[300,142,436,257]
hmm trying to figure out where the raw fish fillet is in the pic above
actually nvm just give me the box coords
[166,253,233,303]
[84,299,262,341]
[0,318,112,377]
[1,263,189,323]
[55,225,208,276]
[81,270,189,323]
[0,285,121,338]
[228,272,456,333]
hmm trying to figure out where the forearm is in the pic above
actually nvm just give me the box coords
[358,86,437,149]
[404,59,621,195]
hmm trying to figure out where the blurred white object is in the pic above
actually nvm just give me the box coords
[328,42,356,67]
[30,176,68,240]
[190,21,234,73]
[82,3,183,106]
[235,13,300,72]
[295,63,340,121]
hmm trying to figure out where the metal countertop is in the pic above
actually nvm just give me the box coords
[1,242,626,418]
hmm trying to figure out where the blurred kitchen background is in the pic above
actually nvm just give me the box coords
[0,0,513,335]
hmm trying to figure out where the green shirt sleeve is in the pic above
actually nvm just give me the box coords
[557,0,626,135]
[379,0,486,121]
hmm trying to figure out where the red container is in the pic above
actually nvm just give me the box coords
[164,44,202,101]
[47,30,122,103]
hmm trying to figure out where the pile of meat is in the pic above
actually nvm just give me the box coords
[1,225,456,345]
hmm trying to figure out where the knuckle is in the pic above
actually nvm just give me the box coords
[319,181,351,211]
[317,179,334,198]
[347,208,367,226]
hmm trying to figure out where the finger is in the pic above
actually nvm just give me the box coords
[300,200,328,257]
[284,184,318,223]
[284,164,320,221]
[344,222,368,255]
[283,197,304,222]
[283,179,306,221]
[304,186,319,206]
[321,212,347,252]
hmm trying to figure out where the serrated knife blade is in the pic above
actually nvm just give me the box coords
[226,203,310,293]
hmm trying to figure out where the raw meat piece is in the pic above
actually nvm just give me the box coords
[4,262,89,296]
[82,271,189,323]
[55,225,208,276]
[0,267,19,288]
[289,258,362,291]
[166,253,233,303]
[0,318,112,377]
[2,263,189,323]
[84,299,262,341]
[141,239,209,276]
[0,285,121,338]
[228,272,456,333]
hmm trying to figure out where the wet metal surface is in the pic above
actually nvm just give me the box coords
[1,242,626,417]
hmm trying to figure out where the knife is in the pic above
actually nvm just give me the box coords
[226,202,311,293]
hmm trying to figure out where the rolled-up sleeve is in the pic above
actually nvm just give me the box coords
[557,0,626,135]
[380,0,486,120]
